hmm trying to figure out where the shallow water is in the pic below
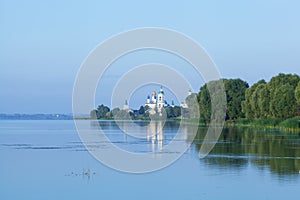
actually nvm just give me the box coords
[0,120,299,200]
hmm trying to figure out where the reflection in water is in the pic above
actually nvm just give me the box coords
[2,120,300,200]
[147,120,164,151]
[194,127,300,175]
[91,120,300,176]
[91,120,175,153]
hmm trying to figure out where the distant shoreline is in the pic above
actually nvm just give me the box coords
[0,113,73,120]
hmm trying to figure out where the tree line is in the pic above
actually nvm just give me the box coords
[91,73,300,125]
[198,73,300,124]
[90,104,182,120]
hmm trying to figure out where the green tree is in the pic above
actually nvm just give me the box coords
[96,104,110,119]
[166,106,181,118]
[242,74,300,119]
[111,107,132,120]
[143,105,150,118]
[111,107,121,116]
[105,111,112,119]
[113,109,132,120]
[197,84,211,123]
[270,83,298,118]
[256,83,270,118]
[185,93,199,118]
[267,73,300,117]
[173,106,181,117]
[90,109,98,119]
[242,80,266,119]
[138,106,145,115]
[296,82,300,107]
[166,107,175,118]
[198,78,247,122]
[224,79,249,120]
[267,73,300,94]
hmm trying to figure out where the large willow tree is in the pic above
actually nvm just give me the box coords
[198,78,248,122]
[242,73,300,119]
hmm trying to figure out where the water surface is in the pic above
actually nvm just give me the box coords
[0,120,299,199]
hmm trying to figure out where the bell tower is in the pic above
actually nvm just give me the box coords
[157,86,165,110]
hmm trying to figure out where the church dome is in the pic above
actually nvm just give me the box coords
[158,86,164,94]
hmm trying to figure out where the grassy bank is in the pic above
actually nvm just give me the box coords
[181,117,300,132]
[226,117,300,132]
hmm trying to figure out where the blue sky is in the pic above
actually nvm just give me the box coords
[1,0,300,114]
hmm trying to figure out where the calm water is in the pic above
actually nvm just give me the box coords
[0,120,300,200]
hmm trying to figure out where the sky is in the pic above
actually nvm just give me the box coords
[1,0,300,114]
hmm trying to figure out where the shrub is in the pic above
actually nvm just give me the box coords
[279,117,300,129]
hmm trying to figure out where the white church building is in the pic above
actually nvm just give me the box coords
[145,86,167,115]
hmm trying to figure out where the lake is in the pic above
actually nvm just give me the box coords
[0,120,299,199]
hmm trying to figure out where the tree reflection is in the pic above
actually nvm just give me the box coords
[194,127,300,175]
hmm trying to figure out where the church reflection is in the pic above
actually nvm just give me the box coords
[92,120,190,154]
[147,120,164,152]
[146,121,192,153]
